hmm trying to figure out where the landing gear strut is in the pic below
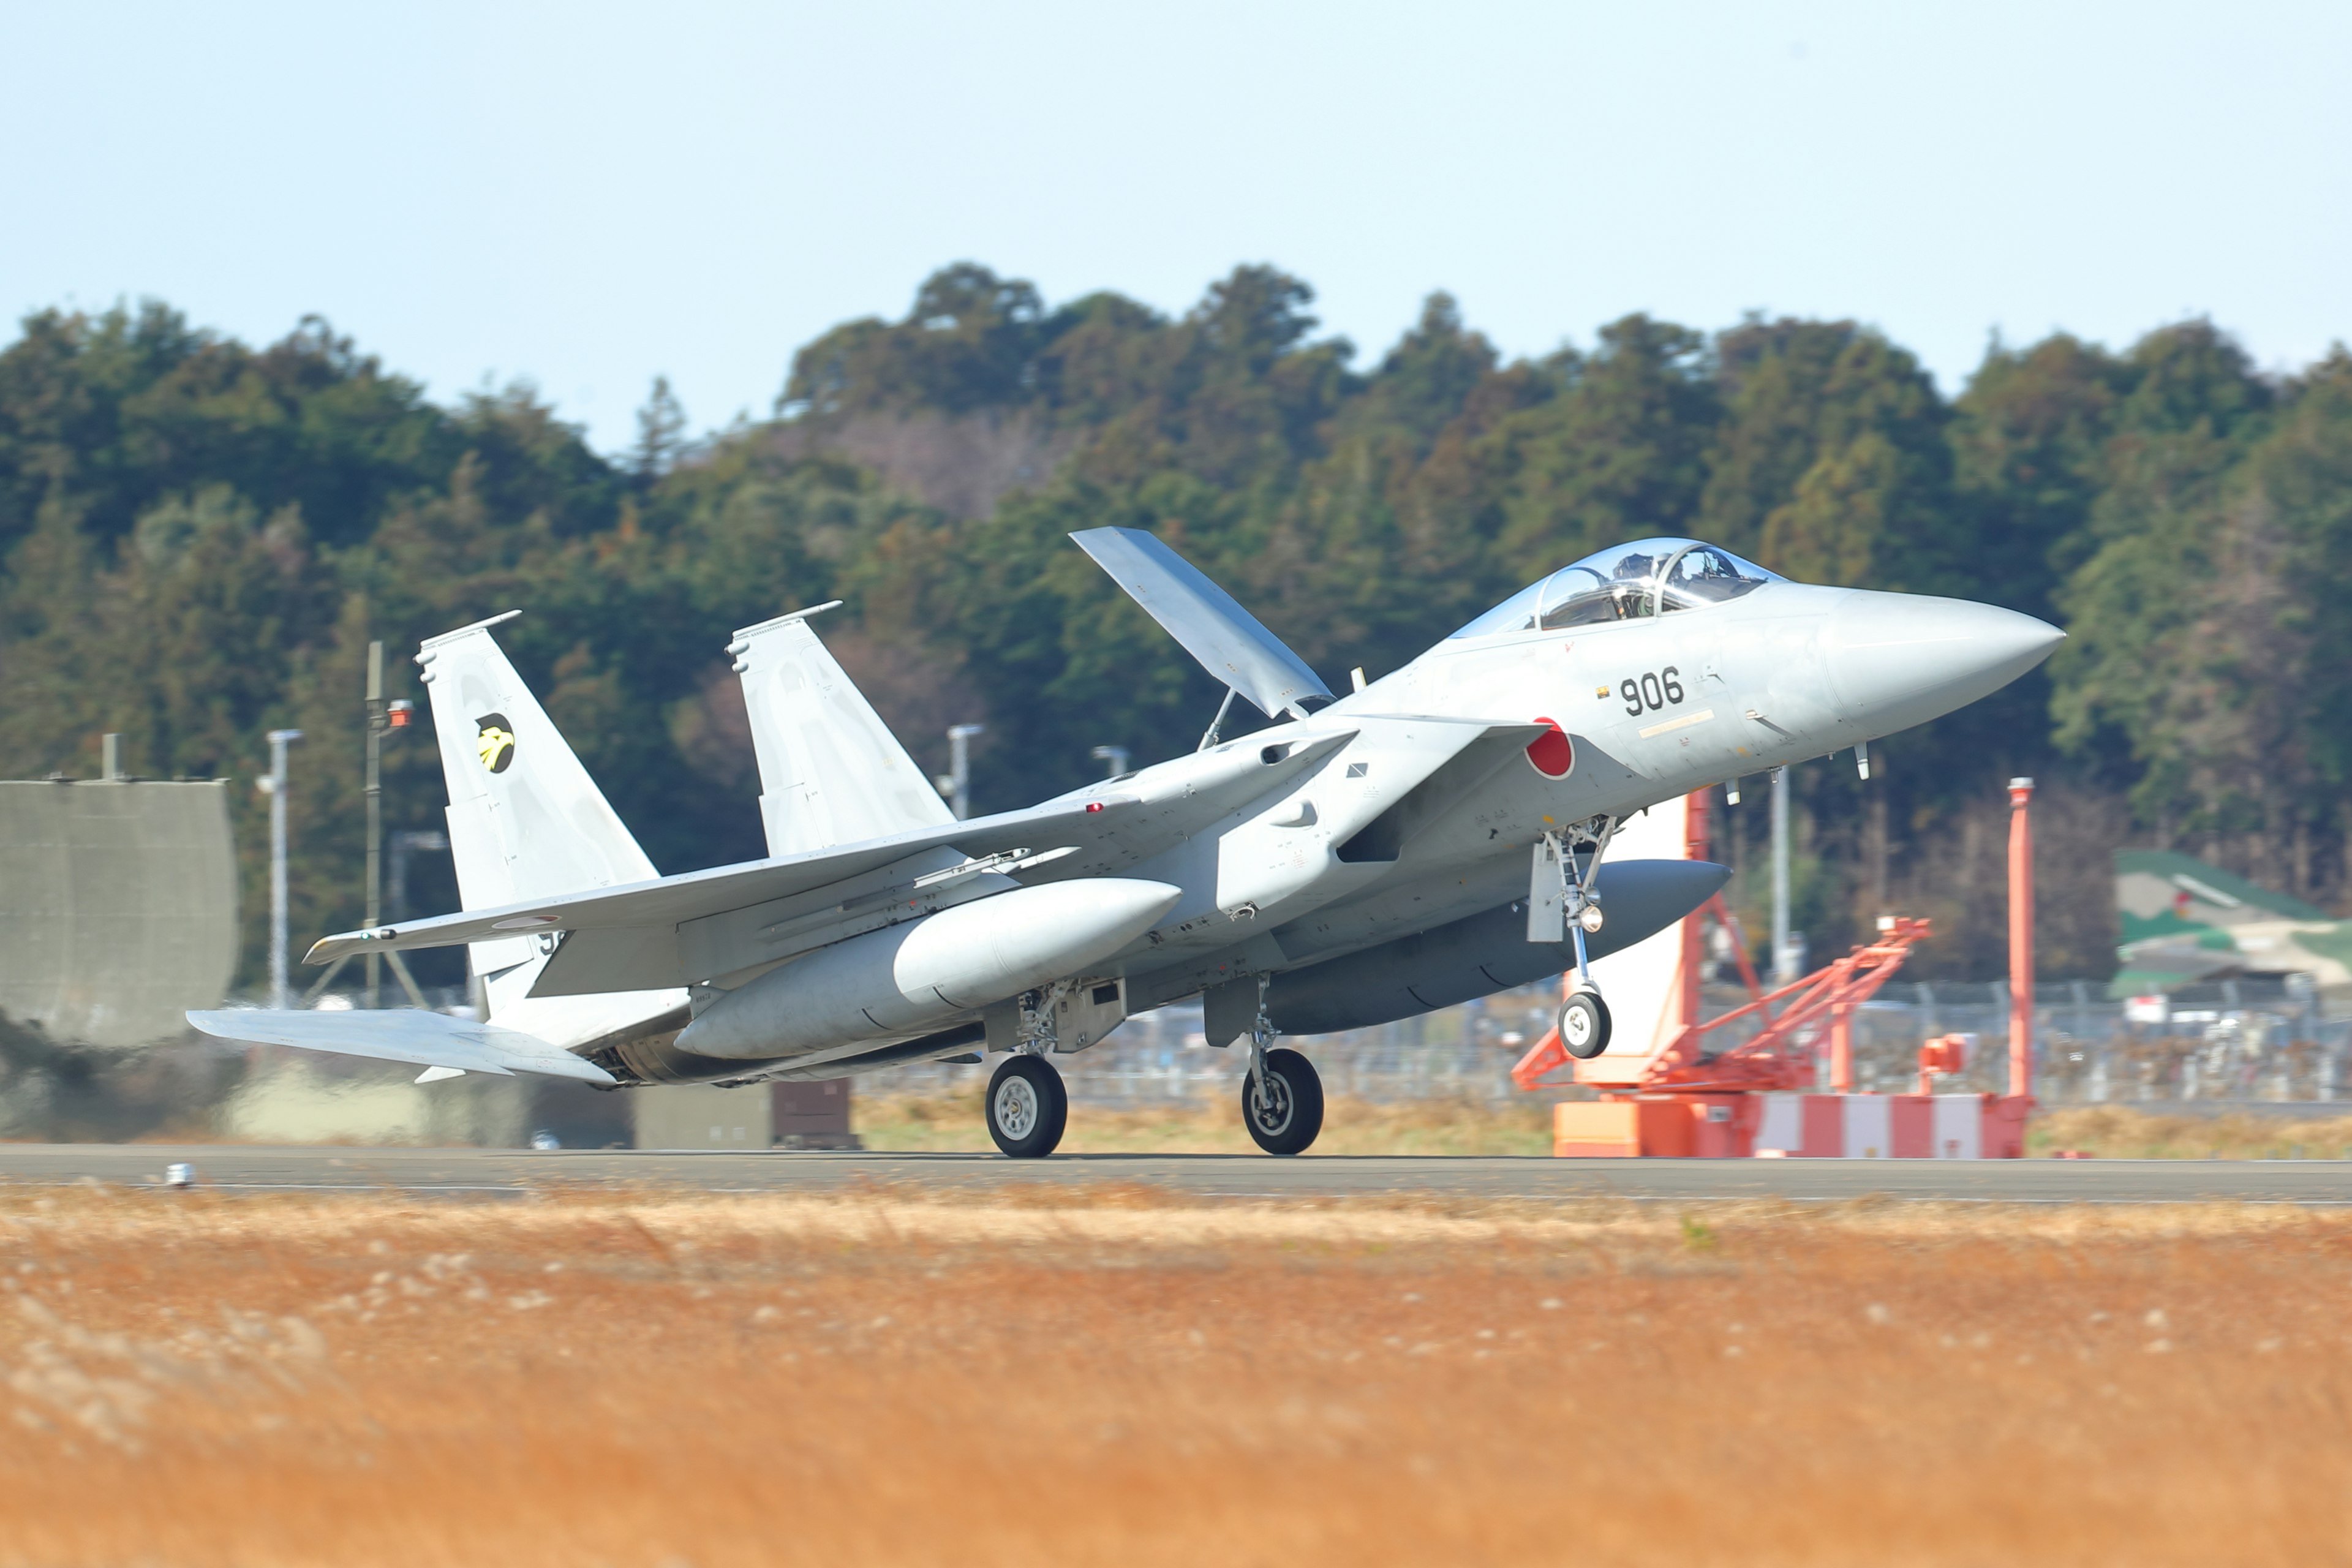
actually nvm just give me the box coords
[1241,982,1323,1155]
[986,1053,1068,1158]
[1532,818,1618,1058]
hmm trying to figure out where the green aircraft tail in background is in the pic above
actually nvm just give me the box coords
[2114,850,2352,998]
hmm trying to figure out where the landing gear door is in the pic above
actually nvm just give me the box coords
[982,979,1130,1055]
[1528,837,1567,943]
[1054,978,1128,1054]
[982,997,1024,1055]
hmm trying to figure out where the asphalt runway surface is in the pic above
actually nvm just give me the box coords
[0,1145,2347,1202]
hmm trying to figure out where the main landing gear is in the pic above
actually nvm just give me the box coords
[986,1053,1068,1158]
[985,981,1328,1159]
[1241,980,1324,1156]
[1242,1044,1324,1155]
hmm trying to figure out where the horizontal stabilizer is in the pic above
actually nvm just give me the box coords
[1071,527,1332,719]
[186,1008,617,1085]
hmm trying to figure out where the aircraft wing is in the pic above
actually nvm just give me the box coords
[303,729,1357,981]
[1072,527,1333,719]
[186,1008,619,1084]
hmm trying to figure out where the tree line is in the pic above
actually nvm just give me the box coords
[4,264,2347,988]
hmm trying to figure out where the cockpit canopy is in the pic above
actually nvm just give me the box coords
[1449,537,1782,639]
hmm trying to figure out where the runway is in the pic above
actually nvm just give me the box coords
[1,1144,2348,1202]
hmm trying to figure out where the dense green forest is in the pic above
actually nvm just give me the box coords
[4,264,2348,989]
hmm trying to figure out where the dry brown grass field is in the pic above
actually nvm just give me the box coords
[856,1091,2352,1161]
[2031,1104,2352,1159]
[856,1090,1559,1155]
[3,1185,2350,1566]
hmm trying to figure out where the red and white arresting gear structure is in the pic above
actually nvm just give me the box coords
[1511,781,2037,1158]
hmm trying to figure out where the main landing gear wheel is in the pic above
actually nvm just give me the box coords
[986,1054,1068,1158]
[1242,1047,1324,1156]
[1558,991,1613,1060]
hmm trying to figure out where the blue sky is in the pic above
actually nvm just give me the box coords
[4,0,2345,454]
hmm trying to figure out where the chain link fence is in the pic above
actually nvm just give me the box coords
[867,974,2352,1110]
[1830,975,2352,1105]
[276,970,2352,1113]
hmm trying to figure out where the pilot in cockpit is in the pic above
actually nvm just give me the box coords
[1450,538,1782,640]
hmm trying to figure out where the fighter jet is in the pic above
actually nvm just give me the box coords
[191,534,2060,1156]
[2112,848,2352,997]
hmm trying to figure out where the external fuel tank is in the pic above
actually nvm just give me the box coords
[674,877,1182,1061]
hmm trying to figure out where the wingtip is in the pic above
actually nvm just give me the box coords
[184,1009,263,1043]
[729,600,843,644]
[416,609,522,652]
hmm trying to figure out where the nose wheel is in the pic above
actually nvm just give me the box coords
[1557,990,1613,1059]
[986,1053,1068,1158]
[1242,1046,1324,1156]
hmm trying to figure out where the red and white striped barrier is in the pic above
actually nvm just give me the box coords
[1549,1092,2031,1158]
[1752,1093,2029,1159]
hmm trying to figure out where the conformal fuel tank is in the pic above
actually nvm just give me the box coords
[675,878,1182,1060]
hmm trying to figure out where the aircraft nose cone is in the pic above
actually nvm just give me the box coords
[1823,592,2064,731]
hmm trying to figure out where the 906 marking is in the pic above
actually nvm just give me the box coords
[1619,667,1684,717]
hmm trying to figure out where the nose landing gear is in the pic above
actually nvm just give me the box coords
[1556,989,1613,1060]
[1531,820,1618,1057]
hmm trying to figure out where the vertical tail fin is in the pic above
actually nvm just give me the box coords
[731,604,953,858]
[413,614,661,1018]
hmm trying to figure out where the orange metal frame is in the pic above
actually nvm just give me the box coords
[1509,786,1936,1098]
[1510,913,1935,1095]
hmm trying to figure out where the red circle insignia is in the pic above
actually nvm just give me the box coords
[1525,717,1573,778]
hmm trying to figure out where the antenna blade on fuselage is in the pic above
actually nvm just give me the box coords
[1071,527,1332,719]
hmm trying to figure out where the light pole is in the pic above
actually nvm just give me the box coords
[1090,744,1130,779]
[2008,777,2035,1100]
[262,728,303,1009]
[366,642,384,1009]
[1770,764,1794,985]
[939,724,984,820]
[362,640,419,1009]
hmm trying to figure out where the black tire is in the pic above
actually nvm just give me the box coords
[1241,1047,1324,1156]
[1558,991,1612,1059]
[985,1054,1068,1158]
